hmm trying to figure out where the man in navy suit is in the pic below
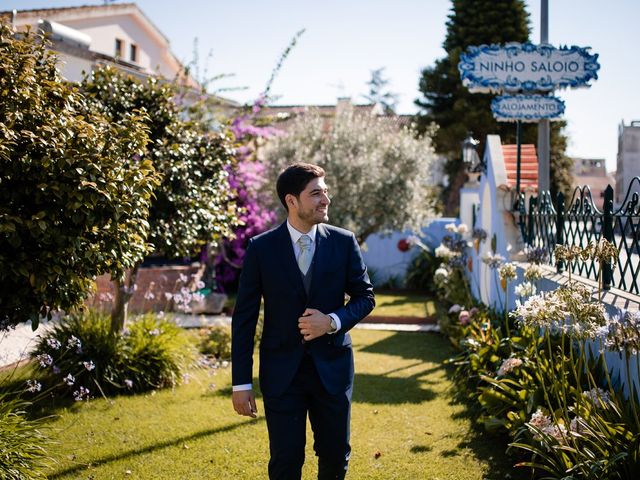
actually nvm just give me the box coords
[231,163,375,480]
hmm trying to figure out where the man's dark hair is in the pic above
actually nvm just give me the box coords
[276,163,325,211]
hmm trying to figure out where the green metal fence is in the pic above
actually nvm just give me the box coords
[518,177,640,294]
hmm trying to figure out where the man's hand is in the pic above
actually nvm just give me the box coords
[232,390,257,418]
[298,308,332,341]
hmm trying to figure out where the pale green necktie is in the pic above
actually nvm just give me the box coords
[297,234,313,275]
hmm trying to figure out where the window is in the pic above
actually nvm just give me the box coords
[115,38,123,57]
[130,44,138,63]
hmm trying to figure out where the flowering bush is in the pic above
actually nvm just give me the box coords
[441,238,640,478]
[31,311,196,397]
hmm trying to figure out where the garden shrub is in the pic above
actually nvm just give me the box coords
[31,311,195,397]
[198,326,231,360]
[0,393,50,480]
[405,248,442,294]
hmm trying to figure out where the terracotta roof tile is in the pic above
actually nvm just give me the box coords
[502,144,538,191]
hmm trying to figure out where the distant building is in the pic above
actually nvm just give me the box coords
[616,120,640,204]
[1,3,198,87]
[571,157,614,208]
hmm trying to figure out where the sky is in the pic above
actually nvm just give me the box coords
[4,0,640,172]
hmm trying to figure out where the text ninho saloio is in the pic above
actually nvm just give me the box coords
[478,61,581,73]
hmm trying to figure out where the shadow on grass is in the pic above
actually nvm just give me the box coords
[353,372,437,404]
[48,417,265,479]
[358,331,451,363]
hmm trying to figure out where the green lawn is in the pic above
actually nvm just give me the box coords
[371,292,437,318]
[40,330,523,480]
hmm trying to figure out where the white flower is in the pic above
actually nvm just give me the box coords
[456,223,469,235]
[124,379,133,389]
[524,264,543,281]
[179,273,188,283]
[497,357,523,376]
[83,361,95,371]
[481,252,505,269]
[529,408,552,429]
[164,292,173,300]
[498,263,517,281]
[67,336,82,352]
[515,282,537,298]
[144,291,155,300]
[149,329,160,336]
[435,245,456,259]
[46,338,61,350]
[196,281,206,290]
[26,380,42,393]
[461,337,480,349]
[434,267,449,279]
[448,304,462,314]
[445,223,458,233]
[64,374,75,386]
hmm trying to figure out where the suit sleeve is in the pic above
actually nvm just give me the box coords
[332,233,375,332]
[231,238,262,387]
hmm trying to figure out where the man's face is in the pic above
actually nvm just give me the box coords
[288,176,330,227]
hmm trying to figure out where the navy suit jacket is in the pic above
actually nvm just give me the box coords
[231,222,375,397]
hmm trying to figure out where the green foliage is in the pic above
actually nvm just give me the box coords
[79,66,238,259]
[0,393,50,479]
[31,311,195,396]
[415,0,572,213]
[0,25,159,329]
[197,326,231,359]
[263,107,438,244]
[405,249,442,294]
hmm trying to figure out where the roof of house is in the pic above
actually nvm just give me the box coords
[502,143,538,191]
[0,3,169,44]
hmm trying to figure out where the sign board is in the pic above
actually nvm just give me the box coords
[491,95,565,122]
[458,42,600,93]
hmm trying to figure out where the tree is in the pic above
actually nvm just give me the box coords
[415,0,572,213]
[0,25,159,330]
[263,108,438,244]
[363,67,399,114]
[79,67,238,331]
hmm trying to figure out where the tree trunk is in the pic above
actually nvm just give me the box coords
[110,263,141,333]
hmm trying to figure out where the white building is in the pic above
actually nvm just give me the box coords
[615,120,640,204]
[1,3,198,87]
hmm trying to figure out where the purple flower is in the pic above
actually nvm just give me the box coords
[36,354,53,368]
[73,386,90,401]
[46,338,61,350]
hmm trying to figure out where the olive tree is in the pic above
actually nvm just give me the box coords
[0,25,159,330]
[262,108,438,244]
[79,67,238,330]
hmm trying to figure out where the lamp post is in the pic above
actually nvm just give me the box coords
[461,133,481,184]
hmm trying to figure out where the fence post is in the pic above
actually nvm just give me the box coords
[602,185,614,290]
[555,191,565,273]
[528,195,536,247]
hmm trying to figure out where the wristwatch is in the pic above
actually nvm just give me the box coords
[328,315,337,333]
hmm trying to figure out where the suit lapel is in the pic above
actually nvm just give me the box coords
[275,222,307,300]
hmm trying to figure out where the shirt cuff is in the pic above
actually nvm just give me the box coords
[328,313,341,334]
[232,384,253,391]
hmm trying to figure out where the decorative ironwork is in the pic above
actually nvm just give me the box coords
[520,178,640,294]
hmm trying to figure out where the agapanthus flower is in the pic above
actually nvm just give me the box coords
[498,263,517,282]
[481,252,505,269]
[524,264,543,281]
[583,387,610,405]
[525,246,548,264]
[73,386,90,402]
[599,310,640,354]
[26,380,42,393]
[434,267,449,280]
[124,379,133,389]
[515,282,537,298]
[472,228,487,241]
[497,357,523,376]
[448,304,462,314]
[67,336,82,353]
[46,338,61,350]
[83,361,95,371]
[435,245,454,259]
[64,374,75,386]
[36,353,53,368]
